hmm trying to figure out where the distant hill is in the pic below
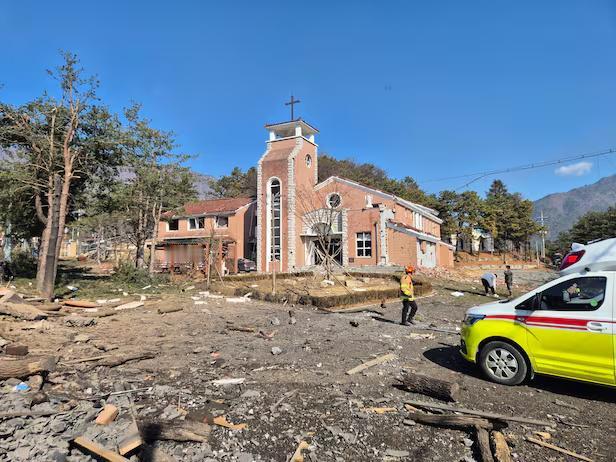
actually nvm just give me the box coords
[117,167,214,200]
[533,175,616,240]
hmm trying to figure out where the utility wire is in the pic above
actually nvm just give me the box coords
[418,148,616,191]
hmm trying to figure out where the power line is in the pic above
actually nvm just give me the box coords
[419,148,616,190]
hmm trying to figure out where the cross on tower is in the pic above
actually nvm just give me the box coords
[285,95,301,120]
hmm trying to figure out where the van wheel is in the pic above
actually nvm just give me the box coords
[479,341,528,386]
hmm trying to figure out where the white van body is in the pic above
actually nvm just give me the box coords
[460,238,616,386]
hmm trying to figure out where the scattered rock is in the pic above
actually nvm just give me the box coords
[64,317,96,327]
[271,347,283,355]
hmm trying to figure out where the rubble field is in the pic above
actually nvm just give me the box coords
[0,269,614,462]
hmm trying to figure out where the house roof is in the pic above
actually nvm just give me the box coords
[315,176,442,223]
[165,197,254,218]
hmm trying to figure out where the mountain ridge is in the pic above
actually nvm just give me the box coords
[533,174,616,240]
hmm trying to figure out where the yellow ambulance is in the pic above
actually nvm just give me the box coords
[460,238,616,386]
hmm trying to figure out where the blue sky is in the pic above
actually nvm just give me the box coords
[1,1,615,200]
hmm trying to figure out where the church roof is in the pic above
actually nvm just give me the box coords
[264,118,319,134]
[164,197,254,218]
[315,176,442,223]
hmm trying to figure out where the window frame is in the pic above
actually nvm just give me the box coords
[326,192,342,209]
[535,276,607,312]
[167,219,180,231]
[188,217,205,230]
[215,216,229,229]
[356,231,372,258]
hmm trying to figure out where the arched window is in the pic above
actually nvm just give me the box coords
[268,178,282,263]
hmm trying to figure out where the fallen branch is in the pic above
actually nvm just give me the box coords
[212,415,247,430]
[63,354,115,365]
[525,436,593,462]
[346,353,396,375]
[407,412,494,430]
[228,326,256,333]
[404,399,554,427]
[398,371,460,402]
[138,419,211,443]
[0,355,57,380]
[157,306,183,314]
[85,352,156,370]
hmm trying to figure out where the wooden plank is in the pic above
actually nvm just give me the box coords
[114,301,144,311]
[475,426,494,462]
[404,399,553,427]
[95,404,119,425]
[525,436,593,462]
[346,353,396,375]
[0,356,57,380]
[407,412,493,430]
[118,422,143,456]
[491,431,513,462]
[63,300,99,308]
[72,436,130,462]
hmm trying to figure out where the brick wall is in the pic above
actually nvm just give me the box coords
[387,227,418,267]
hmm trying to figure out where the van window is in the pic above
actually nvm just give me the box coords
[515,294,537,310]
[538,277,607,311]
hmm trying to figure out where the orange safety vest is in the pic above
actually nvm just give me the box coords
[400,274,415,301]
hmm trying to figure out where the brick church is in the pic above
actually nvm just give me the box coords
[154,118,454,274]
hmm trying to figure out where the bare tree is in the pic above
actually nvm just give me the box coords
[295,186,344,280]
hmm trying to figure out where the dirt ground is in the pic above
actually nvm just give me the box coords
[1,269,615,461]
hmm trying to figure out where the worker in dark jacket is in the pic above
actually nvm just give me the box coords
[400,265,419,326]
[504,265,513,297]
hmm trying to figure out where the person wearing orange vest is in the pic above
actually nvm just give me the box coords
[400,264,418,326]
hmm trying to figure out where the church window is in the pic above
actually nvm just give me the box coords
[327,192,341,209]
[356,232,372,257]
[268,179,281,262]
[305,154,312,167]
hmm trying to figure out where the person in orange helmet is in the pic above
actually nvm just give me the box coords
[400,264,418,325]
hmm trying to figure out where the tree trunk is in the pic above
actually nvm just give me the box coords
[51,174,71,280]
[149,203,162,274]
[3,220,12,262]
[36,208,51,292]
[399,372,460,402]
[40,175,62,300]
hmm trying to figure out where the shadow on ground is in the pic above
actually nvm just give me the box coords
[423,345,616,403]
